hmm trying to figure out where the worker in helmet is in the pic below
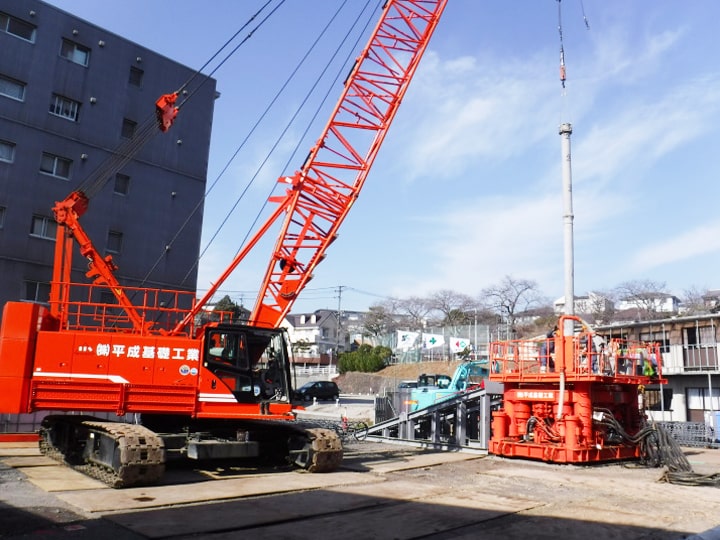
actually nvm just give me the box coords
[539,326,557,372]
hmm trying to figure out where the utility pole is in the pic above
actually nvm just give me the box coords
[335,285,344,367]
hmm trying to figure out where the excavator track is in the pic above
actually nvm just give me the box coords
[39,416,165,488]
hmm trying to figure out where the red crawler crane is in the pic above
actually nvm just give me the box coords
[0,0,448,487]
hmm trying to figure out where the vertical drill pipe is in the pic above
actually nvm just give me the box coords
[558,123,574,419]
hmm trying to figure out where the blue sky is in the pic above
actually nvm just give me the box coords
[44,0,720,314]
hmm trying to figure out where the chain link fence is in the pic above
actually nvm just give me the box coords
[656,421,719,449]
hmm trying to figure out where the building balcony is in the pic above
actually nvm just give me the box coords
[662,344,720,375]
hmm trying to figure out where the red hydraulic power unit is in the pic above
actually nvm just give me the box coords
[489,315,665,464]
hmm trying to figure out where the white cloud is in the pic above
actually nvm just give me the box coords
[629,221,720,271]
[575,74,720,185]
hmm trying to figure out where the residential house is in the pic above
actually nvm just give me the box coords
[554,292,613,317]
[282,310,341,366]
[281,309,371,365]
[700,289,720,312]
[616,293,680,316]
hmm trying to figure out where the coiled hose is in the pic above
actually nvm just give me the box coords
[595,408,720,487]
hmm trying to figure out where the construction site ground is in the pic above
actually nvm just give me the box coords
[2,427,720,539]
[1,364,718,539]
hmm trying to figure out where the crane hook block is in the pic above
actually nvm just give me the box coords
[155,92,179,132]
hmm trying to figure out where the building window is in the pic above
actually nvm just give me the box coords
[0,12,36,42]
[0,206,5,228]
[30,215,57,240]
[40,152,72,179]
[121,118,137,139]
[60,39,90,66]
[0,74,25,101]
[0,140,15,162]
[128,66,144,87]
[49,94,80,122]
[113,173,130,195]
[99,291,117,304]
[686,387,720,422]
[107,230,123,253]
[24,281,51,303]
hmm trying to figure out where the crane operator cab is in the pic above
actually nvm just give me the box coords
[203,325,292,406]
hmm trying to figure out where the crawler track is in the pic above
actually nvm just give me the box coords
[39,416,164,488]
[39,415,343,488]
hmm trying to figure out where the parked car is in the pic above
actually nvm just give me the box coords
[398,380,418,389]
[294,380,340,402]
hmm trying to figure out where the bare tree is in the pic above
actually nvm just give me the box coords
[480,275,541,338]
[680,285,712,315]
[583,290,616,324]
[613,279,669,320]
[362,303,399,340]
[396,296,433,330]
[429,289,475,334]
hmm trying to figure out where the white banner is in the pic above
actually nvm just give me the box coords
[397,330,419,350]
[450,337,471,353]
[422,333,445,349]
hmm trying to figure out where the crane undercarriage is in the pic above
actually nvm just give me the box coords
[39,414,342,488]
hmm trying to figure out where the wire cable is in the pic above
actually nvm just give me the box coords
[593,409,720,487]
[173,0,375,291]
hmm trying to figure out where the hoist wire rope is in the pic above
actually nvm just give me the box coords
[172,0,377,291]
[72,1,280,204]
[79,119,158,199]
[175,0,285,111]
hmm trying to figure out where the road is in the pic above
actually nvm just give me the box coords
[2,438,720,540]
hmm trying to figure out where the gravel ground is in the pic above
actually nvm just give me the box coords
[2,438,720,539]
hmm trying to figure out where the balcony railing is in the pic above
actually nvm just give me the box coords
[662,344,719,374]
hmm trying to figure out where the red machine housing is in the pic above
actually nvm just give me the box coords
[489,315,664,463]
[0,298,295,421]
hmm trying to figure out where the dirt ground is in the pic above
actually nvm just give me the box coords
[1,439,720,540]
[336,361,462,394]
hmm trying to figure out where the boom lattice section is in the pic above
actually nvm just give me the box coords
[251,0,448,327]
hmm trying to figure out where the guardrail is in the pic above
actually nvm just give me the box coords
[293,366,338,376]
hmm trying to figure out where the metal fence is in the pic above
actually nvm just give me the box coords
[293,365,338,376]
[656,421,719,449]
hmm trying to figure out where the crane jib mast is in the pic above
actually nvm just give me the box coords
[182,0,449,331]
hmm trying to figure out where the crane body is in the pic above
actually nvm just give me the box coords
[0,0,448,487]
